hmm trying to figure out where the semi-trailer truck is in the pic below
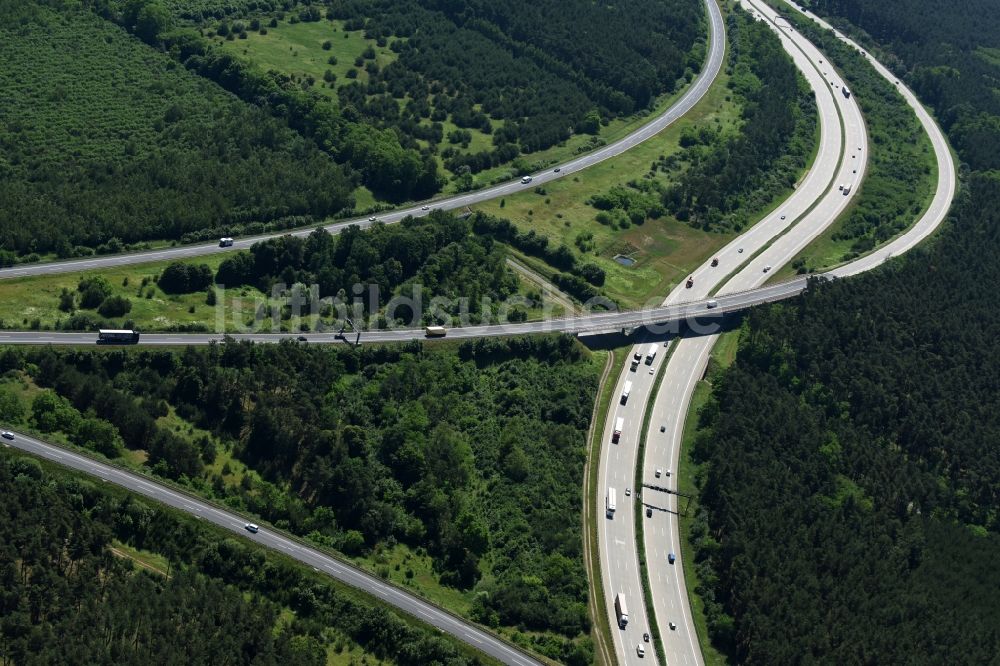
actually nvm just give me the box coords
[615,593,629,628]
[612,417,624,443]
[606,487,617,517]
[645,343,657,365]
[621,381,633,404]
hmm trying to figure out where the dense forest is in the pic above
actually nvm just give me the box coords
[0,336,600,662]
[687,2,1000,663]
[592,10,817,234]
[142,0,704,178]
[0,451,490,665]
[808,0,1000,171]
[215,211,521,323]
[0,0,354,259]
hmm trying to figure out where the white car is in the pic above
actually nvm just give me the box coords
[625,487,631,496]
[245,523,259,534]
[763,265,772,273]
[1,431,13,441]
[649,367,655,375]
[421,205,430,211]
[655,468,662,478]
[780,214,786,220]
[636,644,645,657]
[520,175,533,184]
[368,216,378,222]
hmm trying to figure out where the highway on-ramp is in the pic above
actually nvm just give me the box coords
[0,428,544,666]
[0,0,727,282]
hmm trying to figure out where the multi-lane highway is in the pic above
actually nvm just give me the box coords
[0,429,542,666]
[600,0,870,661]
[0,0,727,283]
[633,2,956,666]
[0,1,958,665]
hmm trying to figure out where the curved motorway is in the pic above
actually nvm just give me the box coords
[633,2,956,666]
[601,0,869,662]
[0,0,726,282]
[0,2,957,665]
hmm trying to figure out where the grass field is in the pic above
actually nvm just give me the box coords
[0,250,563,332]
[472,66,741,310]
[216,19,398,92]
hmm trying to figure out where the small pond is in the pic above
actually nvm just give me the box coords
[613,254,636,267]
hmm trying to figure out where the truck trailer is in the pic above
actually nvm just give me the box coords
[615,593,629,628]
[606,487,617,516]
[612,417,624,443]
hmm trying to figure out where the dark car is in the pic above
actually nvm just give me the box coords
[643,632,650,642]
[646,507,653,518]
[1,431,13,441]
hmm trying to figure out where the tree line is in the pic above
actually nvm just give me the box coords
[0,450,491,665]
[0,0,354,258]
[0,335,600,660]
[687,2,1000,660]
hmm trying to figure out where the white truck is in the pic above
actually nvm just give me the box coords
[645,343,657,365]
[606,487,617,517]
[219,237,234,247]
[621,381,633,404]
[615,592,629,628]
[612,417,624,444]
[842,85,851,98]
[842,183,852,195]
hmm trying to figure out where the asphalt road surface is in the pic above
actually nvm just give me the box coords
[0,0,727,283]
[602,0,870,661]
[635,2,956,666]
[0,428,543,666]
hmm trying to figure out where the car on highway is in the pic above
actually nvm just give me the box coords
[666,468,672,476]
[625,487,631,496]
[686,276,694,288]
[422,205,430,210]
[668,552,676,564]
[245,523,259,534]
[554,167,561,172]
[368,216,378,222]
[669,622,677,631]
[297,336,308,342]
[738,247,744,253]
[649,366,655,375]
[646,507,652,518]
[711,257,719,267]
[643,632,650,642]
[763,265,772,273]
[660,424,666,432]
[1,431,13,441]
[707,299,718,309]
[655,468,662,478]
[520,175,533,184]
[780,214,786,220]
[636,644,645,658]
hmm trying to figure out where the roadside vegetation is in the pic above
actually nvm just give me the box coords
[0,211,580,332]
[685,1,1000,661]
[475,6,819,308]
[0,449,495,665]
[0,336,602,662]
[773,3,937,278]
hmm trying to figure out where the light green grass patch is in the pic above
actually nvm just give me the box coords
[473,68,742,309]
[217,19,398,92]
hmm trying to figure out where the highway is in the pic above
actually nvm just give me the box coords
[0,0,727,282]
[0,1,958,665]
[635,2,956,666]
[0,428,543,666]
[600,0,870,661]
